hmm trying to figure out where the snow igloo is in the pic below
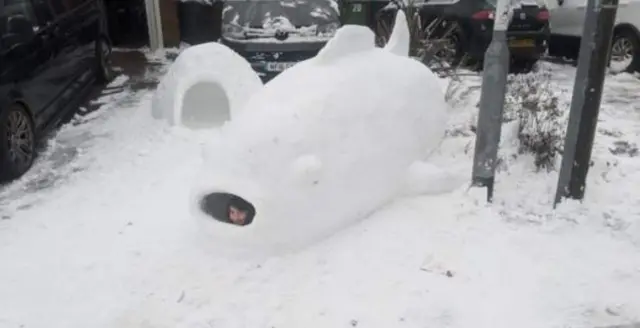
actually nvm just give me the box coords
[151,42,263,129]
[189,12,451,256]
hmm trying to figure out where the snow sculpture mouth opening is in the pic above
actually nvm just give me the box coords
[180,81,231,129]
[199,192,256,227]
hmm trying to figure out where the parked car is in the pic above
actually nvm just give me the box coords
[378,0,551,71]
[220,0,340,82]
[0,0,113,183]
[547,0,640,72]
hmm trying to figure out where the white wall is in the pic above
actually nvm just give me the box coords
[144,0,164,50]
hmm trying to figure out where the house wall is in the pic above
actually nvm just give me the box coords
[147,0,224,49]
[144,0,163,50]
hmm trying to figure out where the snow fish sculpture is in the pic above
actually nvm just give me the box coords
[151,42,263,129]
[190,11,450,256]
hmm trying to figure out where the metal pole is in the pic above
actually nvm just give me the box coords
[553,0,618,207]
[144,0,163,51]
[153,0,164,49]
[471,0,513,203]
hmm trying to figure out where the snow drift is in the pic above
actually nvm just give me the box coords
[151,42,263,128]
[190,12,450,255]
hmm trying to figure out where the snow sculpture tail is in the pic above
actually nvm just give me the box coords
[383,10,410,57]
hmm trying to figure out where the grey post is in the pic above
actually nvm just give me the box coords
[553,0,619,207]
[471,0,513,203]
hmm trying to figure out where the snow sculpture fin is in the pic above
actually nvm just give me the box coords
[315,25,376,64]
[401,161,466,196]
[383,10,410,57]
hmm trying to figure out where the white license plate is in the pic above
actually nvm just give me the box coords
[265,62,296,72]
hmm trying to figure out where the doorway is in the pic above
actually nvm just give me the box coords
[180,80,231,129]
[103,0,149,48]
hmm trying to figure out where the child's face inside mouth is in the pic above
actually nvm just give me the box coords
[228,206,248,225]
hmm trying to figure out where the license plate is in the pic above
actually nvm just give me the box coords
[509,39,535,48]
[265,62,296,72]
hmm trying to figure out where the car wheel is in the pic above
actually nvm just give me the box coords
[432,32,465,68]
[0,104,36,183]
[96,37,115,83]
[609,29,640,73]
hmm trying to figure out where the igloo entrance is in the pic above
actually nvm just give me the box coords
[150,42,263,129]
[180,81,231,129]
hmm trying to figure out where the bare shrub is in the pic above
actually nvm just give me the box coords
[504,68,565,171]
[374,0,468,77]
[373,0,483,105]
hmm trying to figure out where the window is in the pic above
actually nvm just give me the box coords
[3,0,38,23]
[49,0,88,15]
[222,0,340,40]
[2,0,53,30]
[1,0,39,52]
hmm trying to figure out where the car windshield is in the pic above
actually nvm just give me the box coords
[2,0,37,22]
[222,0,340,40]
[481,0,544,7]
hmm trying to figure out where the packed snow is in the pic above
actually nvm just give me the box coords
[151,42,263,128]
[190,17,449,255]
[1,29,640,328]
[384,9,411,56]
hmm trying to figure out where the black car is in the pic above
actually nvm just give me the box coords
[220,0,340,82]
[0,0,113,182]
[378,0,550,70]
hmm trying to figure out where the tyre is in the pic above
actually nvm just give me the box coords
[609,29,640,73]
[95,36,115,83]
[548,35,580,61]
[434,31,465,67]
[0,104,36,183]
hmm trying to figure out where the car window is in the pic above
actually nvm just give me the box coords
[3,0,38,23]
[222,0,340,39]
[1,0,41,53]
[49,0,89,16]
[478,0,497,7]
[481,0,545,7]
[3,0,54,28]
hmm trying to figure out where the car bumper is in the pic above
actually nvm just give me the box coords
[467,26,550,60]
[221,38,327,83]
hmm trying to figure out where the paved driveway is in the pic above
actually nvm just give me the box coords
[0,49,174,219]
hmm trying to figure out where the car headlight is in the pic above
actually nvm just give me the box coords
[316,22,340,37]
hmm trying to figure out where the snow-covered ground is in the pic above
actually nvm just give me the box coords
[1,48,640,328]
